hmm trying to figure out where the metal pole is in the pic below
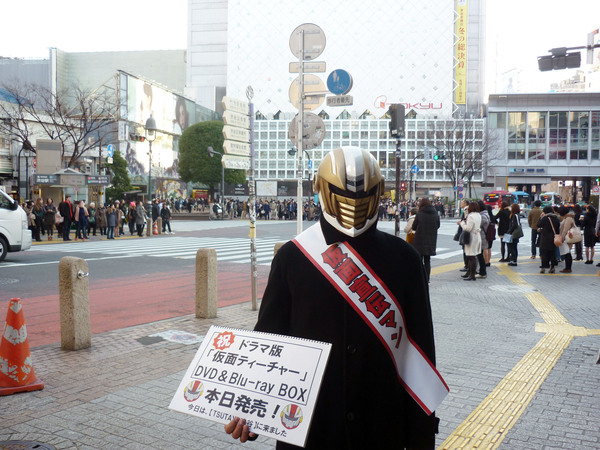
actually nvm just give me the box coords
[147,141,152,202]
[248,99,257,311]
[394,137,401,237]
[221,163,224,220]
[297,29,304,235]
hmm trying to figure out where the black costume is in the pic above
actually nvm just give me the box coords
[255,217,439,449]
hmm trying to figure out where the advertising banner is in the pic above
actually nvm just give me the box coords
[169,326,331,447]
[454,0,468,105]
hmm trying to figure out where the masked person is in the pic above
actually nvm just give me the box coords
[225,147,446,449]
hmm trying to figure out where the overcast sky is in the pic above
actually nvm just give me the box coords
[2,0,600,95]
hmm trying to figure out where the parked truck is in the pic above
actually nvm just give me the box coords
[0,189,32,262]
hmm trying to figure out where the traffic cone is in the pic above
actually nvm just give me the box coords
[153,220,159,235]
[0,298,44,396]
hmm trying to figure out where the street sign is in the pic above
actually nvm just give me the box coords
[223,110,250,129]
[288,112,326,150]
[326,95,353,107]
[223,140,251,157]
[107,157,113,164]
[222,154,251,170]
[86,175,111,185]
[223,125,250,143]
[411,165,420,174]
[289,61,327,73]
[222,96,249,115]
[327,69,353,95]
[33,174,59,185]
[289,74,326,111]
[459,193,464,199]
[289,23,326,61]
[308,160,313,169]
[107,144,114,158]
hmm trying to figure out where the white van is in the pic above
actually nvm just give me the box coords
[0,189,32,262]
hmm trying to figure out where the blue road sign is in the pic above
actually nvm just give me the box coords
[327,69,352,95]
[411,164,420,174]
[308,160,313,169]
[107,144,114,158]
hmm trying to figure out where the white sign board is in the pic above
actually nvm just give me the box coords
[222,154,251,170]
[223,111,250,129]
[289,61,327,73]
[222,96,250,115]
[326,95,353,107]
[224,140,251,157]
[223,125,251,143]
[170,326,331,448]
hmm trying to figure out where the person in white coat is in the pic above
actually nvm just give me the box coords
[458,201,482,281]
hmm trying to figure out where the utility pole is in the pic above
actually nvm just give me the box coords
[389,104,406,237]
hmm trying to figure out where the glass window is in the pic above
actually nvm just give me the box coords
[549,112,568,160]
[489,112,506,129]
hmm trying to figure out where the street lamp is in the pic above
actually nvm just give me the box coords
[145,115,157,202]
[207,146,224,219]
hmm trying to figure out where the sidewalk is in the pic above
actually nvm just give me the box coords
[2,258,600,449]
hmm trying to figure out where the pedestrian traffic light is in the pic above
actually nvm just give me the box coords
[400,182,406,191]
[129,133,146,142]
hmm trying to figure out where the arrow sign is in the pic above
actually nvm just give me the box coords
[224,140,251,157]
[223,110,250,129]
[222,96,249,115]
[222,154,250,170]
[223,125,250,143]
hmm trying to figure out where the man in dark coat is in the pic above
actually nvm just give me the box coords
[412,197,441,282]
[58,195,74,241]
[226,147,445,449]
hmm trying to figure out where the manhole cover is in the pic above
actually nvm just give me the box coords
[0,278,20,286]
[0,441,57,449]
[488,284,537,294]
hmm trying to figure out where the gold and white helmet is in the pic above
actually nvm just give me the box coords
[314,147,384,237]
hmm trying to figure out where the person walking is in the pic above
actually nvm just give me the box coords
[527,200,543,259]
[495,201,511,262]
[58,195,74,241]
[537,206,561,274]
[505,203,522,266]
[43,198,56,241]
[582,205,597,264]
[458,201,482,281]
[160,203,173,234]
[557,206,575,273]
[127,202,137,235]
[411,198,440,283]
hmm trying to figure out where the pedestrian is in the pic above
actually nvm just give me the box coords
[572,204,584,261]
[87,202,97,236]
[74,200,89,240]
[476,200,489,278]
[403,207,418,244]
[505,203,522,266]
[58,195,74,241]
[527,200,543,259]
[557,205,575,273]
[96,204,107,236]
[582,205,597,264]
[458,198,470,273]
[225,147,445,449]
[106,205,116,239]
[114,201,123,237]
[32,198,44,242]
[458,201,482,281]
[411,198,440,283]
[495,201,511,262]
[24,200,35,237]
[135,200,147,237]
[160,203,172,234]
[43,198,56,241]
[484,204,496,267]
[537,206,561,274]
[127,201,137,235]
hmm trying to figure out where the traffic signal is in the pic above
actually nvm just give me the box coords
[389,104,406,137]
[538,48,581,72]
[433,152,445,160]
[400,182,406,191]
[129,133,146,142]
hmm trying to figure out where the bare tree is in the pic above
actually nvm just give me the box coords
[0,80,119,167]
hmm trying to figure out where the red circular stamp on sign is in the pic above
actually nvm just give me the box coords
[213,331,235,350]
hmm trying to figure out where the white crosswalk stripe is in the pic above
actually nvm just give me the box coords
[32,236,284,265]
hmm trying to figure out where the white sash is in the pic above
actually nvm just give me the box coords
[293,223,448,415]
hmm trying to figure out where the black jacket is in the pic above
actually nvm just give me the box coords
[412,205,441,256]
[536,213,561,250]
[255,218,439,449]
[495,208,511,236]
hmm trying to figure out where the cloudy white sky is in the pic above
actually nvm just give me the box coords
[1,0,600,95]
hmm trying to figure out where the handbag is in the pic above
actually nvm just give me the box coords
[565,226,582,244]
[55,212,64,224]
[558,241,570,256]
[459,229,471,245]
[512,223,524,240]
[453,225,462,242]
[406,231,415,244]
[549,218,562,247]
[502,234,513,243]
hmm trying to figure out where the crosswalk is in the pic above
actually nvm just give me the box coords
[31,236,285,265]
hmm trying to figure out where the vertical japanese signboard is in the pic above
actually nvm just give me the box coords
[454,0,468,105]
[170,326,331,447]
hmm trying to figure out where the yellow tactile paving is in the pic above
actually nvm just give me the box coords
[438,263,597,449]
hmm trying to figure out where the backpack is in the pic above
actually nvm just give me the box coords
[486,222,496,241]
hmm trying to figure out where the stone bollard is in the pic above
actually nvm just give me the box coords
[274,242,286,256]
[157,217,162,234]
[58,256,91,350]
[196,248,217,319]
[146,217,152,236]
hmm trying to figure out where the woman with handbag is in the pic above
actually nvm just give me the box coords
[458,201,481,281]
[403,207,417,244]
[557,206,575,273]
[582,205,597,264]
[536,206,561,274]
[505,203,522,267]
[495,201,511,262]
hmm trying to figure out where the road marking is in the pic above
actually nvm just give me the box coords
[439,263,598,449]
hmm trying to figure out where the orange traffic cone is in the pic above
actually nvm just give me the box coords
[153,220,159,235]
[0,298,44,395]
